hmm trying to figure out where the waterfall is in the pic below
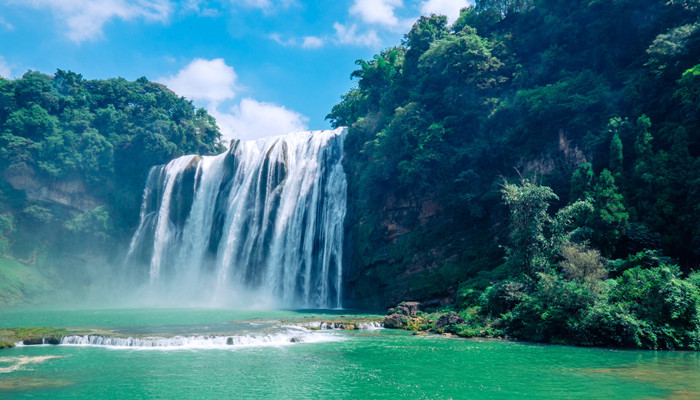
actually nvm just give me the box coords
[125,129,347,308]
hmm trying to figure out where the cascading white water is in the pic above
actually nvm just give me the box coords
[59,329,342,349]
[125,129,347,308]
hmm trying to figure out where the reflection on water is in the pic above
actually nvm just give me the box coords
[586,352,700,400]
[0,377,72,390]
[0,355,61,374]
[0,355,72,391]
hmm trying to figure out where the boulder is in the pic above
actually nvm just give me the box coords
[396,301,421,317]
[383,313,405,329]
[434,312,465,330]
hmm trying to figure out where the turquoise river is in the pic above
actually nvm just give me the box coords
[1,308,699,399]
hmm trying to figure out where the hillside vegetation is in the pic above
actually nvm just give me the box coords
[0,71,223,296]
[330,0,700,349]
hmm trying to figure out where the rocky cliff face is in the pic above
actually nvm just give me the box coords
[341,131,584,310]
[343,189,475,309]
[2,163,100,213]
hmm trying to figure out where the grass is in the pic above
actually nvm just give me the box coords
[0,256,56,307]
[0,327,72,348]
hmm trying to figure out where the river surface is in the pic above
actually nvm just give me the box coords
[0,309,698,399]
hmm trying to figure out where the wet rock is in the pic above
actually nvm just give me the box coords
[383,313,405,329]
[396,301,421,317]
[434,312,465,330]
[226,337,234,345]
[44,337,60,345]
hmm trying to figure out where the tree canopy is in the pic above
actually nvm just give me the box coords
[0,70,223,258]
[334,0,700,348]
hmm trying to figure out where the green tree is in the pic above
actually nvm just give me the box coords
[674,64,700,119]
[560,243,606,290]
[63,206,112,243]
[630,115,654,219]
[609,132,623,181]
[605,117,627,182]
[501,178,558,276]
[351,47,404,114]
[612,264,700,349]
[645,22,700,76]
[403,15,449,79]
[418,26,505,117]
[3,104,56,140]
[0,214,14,255]
[589,169,629,257]
[569,162,594,201]
[475,0,533,18]
[326,88,366,129]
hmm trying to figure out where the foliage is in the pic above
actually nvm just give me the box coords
[487,178,699,349]
[336,1,700,339]
[501,178,558,276]
[0,70,223,257]
[560,243,606,289]
[589,169,629,256]
[502,273,596,343]
[0,214,13,255]
[570,162,594,201]
[63,206,112,243]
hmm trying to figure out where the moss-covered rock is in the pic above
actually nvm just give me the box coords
[384,313,406,329]
[434,312,465,331]
[396,301,421,317]
[0,327,71,348]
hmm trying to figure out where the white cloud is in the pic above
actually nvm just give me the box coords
[0,16,15,31]
[350,0,403,27]
[302,36,324,49]
[161,58,308,143]
[420,0,471,24]
[13,0,173,43]
[213,98,309,142]
[268,33,296,46]
[0,57,12,79]
[231,0,297,13]
[182,0,219,17]
[234,0,272,8]
[333,23,381,47]
[269,34,324,49]
[160,58,237,103]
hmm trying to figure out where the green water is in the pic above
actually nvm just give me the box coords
[1,309,698,399]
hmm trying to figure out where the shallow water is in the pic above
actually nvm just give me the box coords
[1,309,698,399]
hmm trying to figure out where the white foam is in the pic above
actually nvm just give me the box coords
[0,356,61,373]
[304,321,384,330]
[357,321,384,330]
[59,328,343,350]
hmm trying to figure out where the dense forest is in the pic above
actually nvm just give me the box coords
[0,71,222,299]
[330,0,700,349]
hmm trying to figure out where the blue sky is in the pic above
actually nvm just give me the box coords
[0,0,471,141]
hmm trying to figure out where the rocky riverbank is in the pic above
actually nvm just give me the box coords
[383,301,503,339]
[0,327,73,348]
[280,315,385,331]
